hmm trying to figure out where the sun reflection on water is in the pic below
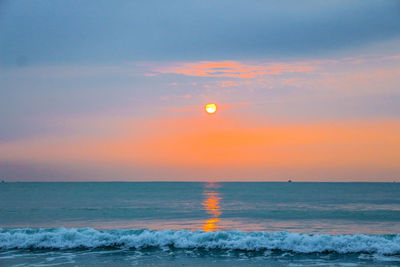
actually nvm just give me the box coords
[201,182,222,231]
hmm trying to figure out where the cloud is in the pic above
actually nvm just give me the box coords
[220,81,239,87]
[152,61,313,78]
[1,1,400,65]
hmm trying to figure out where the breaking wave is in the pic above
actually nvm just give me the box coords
[1,228,399,255]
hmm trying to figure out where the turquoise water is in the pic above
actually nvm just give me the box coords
[1,182,400,266]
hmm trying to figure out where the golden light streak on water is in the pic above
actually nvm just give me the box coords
[201,183,222,231]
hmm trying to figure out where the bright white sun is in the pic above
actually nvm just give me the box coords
[205,103,217,114]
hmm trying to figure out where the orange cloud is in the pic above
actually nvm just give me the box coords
[153,61,313,78]
[220,80,239,87]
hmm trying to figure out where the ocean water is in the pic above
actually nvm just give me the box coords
[0,182,400,266]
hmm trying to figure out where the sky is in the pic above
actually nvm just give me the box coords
[0,0,400,181]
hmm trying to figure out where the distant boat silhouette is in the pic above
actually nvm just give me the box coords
[288,179,292,183]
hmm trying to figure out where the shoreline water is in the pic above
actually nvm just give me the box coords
[1,228,400,254]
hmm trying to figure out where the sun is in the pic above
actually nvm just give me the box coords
[205,103,217,114]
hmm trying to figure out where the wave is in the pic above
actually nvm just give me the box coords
[1,228,399,255]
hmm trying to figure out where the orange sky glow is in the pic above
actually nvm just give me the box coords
[1,112,399,181]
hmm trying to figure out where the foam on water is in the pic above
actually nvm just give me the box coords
[1,228,399,255]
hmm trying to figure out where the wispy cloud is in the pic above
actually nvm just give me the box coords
[151,61,313,78]
[219,81,239,87]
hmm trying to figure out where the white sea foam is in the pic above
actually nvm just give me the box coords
[0,228,399,255]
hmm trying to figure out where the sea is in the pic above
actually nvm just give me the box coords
[0,182,400,266]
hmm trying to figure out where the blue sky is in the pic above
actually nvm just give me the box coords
[1,0,400,65]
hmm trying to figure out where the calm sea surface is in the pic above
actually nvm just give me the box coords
[1,182,400,266]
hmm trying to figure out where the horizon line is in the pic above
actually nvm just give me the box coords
[1,180,398,183]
